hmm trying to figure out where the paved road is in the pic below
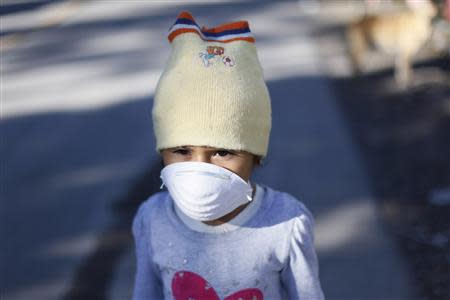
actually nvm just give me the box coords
[2,1,417,299]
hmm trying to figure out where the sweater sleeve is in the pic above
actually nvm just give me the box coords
[281,212,325,300]
[132,204,164,300]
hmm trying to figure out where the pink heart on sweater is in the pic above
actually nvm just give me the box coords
[172,271,264,300]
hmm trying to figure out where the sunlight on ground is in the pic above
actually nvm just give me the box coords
[42,232,97,258]
[43,160,142,190]
[6,279,66,300]
[314,199,384,253]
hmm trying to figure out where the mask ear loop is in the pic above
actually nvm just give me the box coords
[160,175,165,189]
[246,181,255,201]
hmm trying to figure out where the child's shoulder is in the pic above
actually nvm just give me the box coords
[133,191,170,222]
[262,185,315,223]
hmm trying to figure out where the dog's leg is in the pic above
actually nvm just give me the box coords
[395,52,412,88]
[347,23,367,74]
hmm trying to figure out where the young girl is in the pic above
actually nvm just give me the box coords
[132,11,324,300]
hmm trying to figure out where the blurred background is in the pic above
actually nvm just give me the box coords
[1,0,449,299]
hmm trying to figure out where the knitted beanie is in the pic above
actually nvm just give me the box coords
[152,12,271,157]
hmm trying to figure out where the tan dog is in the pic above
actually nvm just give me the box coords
[347,0,438,87]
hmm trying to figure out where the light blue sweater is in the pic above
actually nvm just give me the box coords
[132,185,324,300]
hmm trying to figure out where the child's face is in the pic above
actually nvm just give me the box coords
[161,146,257,181]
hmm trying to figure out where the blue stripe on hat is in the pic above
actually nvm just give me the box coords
[174,18,198,26]
[202,28,251,37]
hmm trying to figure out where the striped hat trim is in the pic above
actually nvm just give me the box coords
[168,11,255,43]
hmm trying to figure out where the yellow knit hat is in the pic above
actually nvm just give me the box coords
[153,12,271,157]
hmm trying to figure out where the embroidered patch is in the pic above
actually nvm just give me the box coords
[222,55,235,67]
[199,46,235,67]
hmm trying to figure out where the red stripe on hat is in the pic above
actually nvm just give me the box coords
[176,11,195,22]
[202,21,250,34]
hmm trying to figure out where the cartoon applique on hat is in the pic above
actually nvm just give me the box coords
[199,46,236,68]
[153,11,272,157]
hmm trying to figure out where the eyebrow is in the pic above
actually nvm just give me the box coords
[171,146,239,153]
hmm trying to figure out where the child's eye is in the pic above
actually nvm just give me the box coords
[215,150,234,157]
[173,148,190,155]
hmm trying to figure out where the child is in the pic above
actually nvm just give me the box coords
[132,11,324,300]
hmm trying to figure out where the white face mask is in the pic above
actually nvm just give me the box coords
[160,161,253,221]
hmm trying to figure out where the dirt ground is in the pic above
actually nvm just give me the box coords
[330,54,450,299]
